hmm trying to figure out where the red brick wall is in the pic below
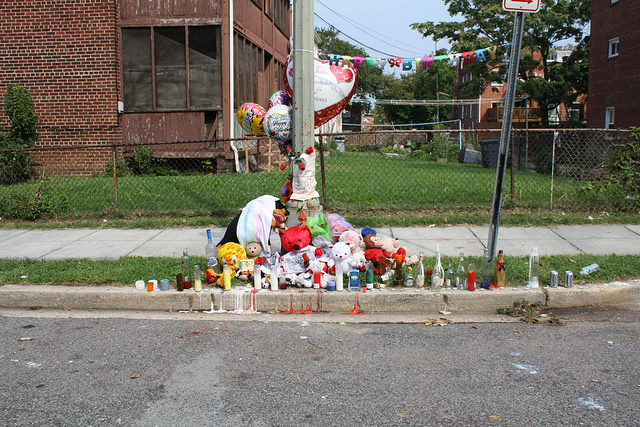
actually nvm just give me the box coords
[588,0,640,129]
[0,0,121,176]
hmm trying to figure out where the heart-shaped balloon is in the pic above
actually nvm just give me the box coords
[283,57,358,128]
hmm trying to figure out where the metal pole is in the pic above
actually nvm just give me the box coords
[292,0,314,153]
[487,12,526,258]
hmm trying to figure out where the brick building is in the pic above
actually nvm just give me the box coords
[0,0,291,176]
[588,0,640,129]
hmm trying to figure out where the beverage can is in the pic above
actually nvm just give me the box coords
[549,270,559,287]
[564,271,573,287]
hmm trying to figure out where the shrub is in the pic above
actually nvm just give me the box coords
[0,186,67,220]
[1,85,39,184]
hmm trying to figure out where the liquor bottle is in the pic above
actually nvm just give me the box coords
[349,267,360,291]
[393,253,404,286]
[455,252,466,290]
[445,262,454,288]
[528,247,539,288]
[181,249,192,289]
[193,264,202,292]
[416,251,425,287]
[495,250,506,288]
[480,248,494,289]
[432,244,445,288]
[205,229,220,273]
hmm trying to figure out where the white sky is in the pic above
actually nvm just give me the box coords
[313,0,457,59]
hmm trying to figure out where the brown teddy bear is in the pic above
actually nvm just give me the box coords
[363,234,393,274]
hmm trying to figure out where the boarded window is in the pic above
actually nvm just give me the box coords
[189,26,222,109]
[123,28,152,110]
[234,35,262,108]
[155,27,187,109]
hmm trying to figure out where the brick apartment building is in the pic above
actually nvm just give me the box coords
[0,0,291,176]
[588,0,640,129]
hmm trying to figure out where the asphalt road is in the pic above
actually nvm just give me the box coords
[1,307,639,426]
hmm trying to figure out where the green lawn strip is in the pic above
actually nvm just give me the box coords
[1,254,638,287]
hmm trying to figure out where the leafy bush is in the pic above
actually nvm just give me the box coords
[0,85,39,184]
[0,186,67,220]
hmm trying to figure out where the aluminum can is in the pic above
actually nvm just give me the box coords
[564,271,574,287]
[549,270,559,287]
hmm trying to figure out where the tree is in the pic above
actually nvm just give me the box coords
[410,0,590,127]
[375,55,456,127]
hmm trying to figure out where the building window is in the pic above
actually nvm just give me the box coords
[122,26,222,112]
[605,107,615,129]
[608,37,619,58]
[611,0,619,4]
[234,35,263,109]
[273,0,291,37]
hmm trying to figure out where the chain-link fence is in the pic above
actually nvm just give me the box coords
[0,128,636,221]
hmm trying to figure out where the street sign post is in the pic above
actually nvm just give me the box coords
[503,0,541,13]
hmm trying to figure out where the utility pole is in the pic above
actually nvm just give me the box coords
[288,0,321,224]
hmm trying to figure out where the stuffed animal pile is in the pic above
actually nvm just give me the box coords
[210,196,421,289]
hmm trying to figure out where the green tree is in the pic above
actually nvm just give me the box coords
[410,0,590,127]
[375,55,456,127]
[1,85,39,184]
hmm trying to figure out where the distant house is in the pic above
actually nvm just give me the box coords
[0,0,291,176]
[587,0,640,129]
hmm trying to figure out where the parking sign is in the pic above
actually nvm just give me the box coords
[503,0,541,13]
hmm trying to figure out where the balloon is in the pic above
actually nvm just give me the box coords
[283,57,359,128]
[236,102,266,136]
[264,104,293,146]
[267,90,291,110]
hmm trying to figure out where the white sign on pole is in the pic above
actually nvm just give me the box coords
[503,0,541,13]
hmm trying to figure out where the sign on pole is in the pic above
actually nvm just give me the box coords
[503,0,541,13]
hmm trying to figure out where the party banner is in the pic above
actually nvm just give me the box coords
[325,43,509,72]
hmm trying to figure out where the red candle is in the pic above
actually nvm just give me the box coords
[468,271,476,291]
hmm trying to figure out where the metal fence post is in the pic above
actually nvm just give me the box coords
[112,141,118,212]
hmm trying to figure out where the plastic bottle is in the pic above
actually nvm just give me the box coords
[205,229,220,273]
[348,267,360,291]
[580,263,599,275]
[528,247,539,288]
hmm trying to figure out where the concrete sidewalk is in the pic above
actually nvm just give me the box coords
[1,224,640,260]
[1,224,639,316]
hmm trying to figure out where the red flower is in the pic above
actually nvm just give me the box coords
[306,146,314,154]
[279,163,286,170]
[285,146,292,153]
[299,163,306,171]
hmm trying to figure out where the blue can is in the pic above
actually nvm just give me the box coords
[327,279,336,292]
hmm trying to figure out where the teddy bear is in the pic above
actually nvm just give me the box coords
[245,241,263,260]
[307,259,329,288]
[339,230,363,255]
[279,224,312,253]
[380,237,400,256]
[329,241,353,274]
[363,234,393,274]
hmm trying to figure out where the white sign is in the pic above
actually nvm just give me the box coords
[503,0,541,13]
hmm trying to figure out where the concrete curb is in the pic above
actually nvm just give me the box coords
[1,281,639,314]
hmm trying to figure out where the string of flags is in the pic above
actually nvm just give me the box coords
[323,43,512,72]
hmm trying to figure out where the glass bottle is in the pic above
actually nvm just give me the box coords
[205,229,220,273]
[433,244,445,288]
[416,251,425,288]
[455,252,466,290]
[445,261,454,288]
[394,253,404,286]
[193,264,202,292]
[430,267,441,291]
[480,248,493,289]
[528,247,539,288]
[181,249,192,289]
